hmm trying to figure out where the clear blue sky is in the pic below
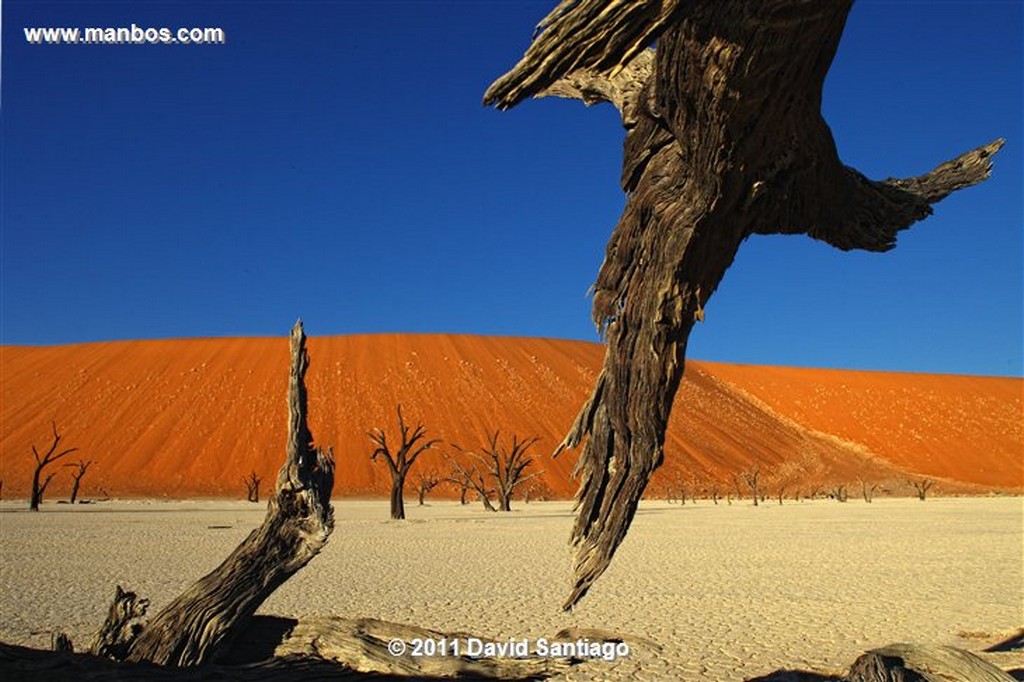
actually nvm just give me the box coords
[2,1,1021,376]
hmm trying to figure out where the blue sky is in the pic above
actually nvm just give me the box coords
[2,1,1021,376]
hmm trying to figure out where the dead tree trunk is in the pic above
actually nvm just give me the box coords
[29,422,78,511]
[848,643,1014,682]
[447,469,471,505]
[120,320,335,667]
[242,471,261,503]
[910,478,935,500]
[861,480,879,503]
[742,469,761,507]
[64,460,94,504]
[368,406,438,520]
[485,0,1002,610]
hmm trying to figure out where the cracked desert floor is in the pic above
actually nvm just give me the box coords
[1,497,1020,680]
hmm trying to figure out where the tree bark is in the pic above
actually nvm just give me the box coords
[123,320,334,667]
[390,476,406,520]
[848,643,1014,682]
[487,0,1003,610]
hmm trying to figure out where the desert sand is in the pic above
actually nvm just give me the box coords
[0,497,1021,680]
[1,335,1021,500]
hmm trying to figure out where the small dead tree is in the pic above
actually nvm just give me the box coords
[708,481,720,505]
[831,484,849,503]
[446,467,472,505]
[741,468,761,507]
[414,470,441,506]
[456,433,542,512]
[447,455,498,512]
[368,406,439,520]
[861,480,879,503]
[909,478,935,501]
[64,459,95,504]
[243,471,261,503]
[29,422,78,511]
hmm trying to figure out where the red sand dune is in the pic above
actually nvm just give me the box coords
[1,334,1020,500]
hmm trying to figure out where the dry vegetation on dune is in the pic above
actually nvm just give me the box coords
[1,334,1020,502]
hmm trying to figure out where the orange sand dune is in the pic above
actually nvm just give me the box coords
[1,335,1020,500]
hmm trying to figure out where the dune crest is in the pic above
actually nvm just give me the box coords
[1,334,1019,499]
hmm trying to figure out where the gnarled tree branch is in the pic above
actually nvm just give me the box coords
[487,0,1003,611]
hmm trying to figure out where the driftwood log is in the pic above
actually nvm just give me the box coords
[847,643,1016,682]
[485,0,1004,609]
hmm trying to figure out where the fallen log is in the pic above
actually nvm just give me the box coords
[847,643,1016,682]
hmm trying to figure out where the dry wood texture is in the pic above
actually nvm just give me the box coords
[121,320,335,666]
[487,0,1003,609]
[847,643,1015,682]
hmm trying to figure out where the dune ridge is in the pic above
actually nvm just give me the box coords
[1,334,1020,499]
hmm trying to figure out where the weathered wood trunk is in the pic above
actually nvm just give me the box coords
[122,320,334,667]
[486,0,1003,609]
[847,643,1015,682]
[390,476,406,520]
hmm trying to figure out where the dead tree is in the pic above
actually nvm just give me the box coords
[831,484,850,503]
[486,0,1001,609]
[708,481,719,506]
[910,478,935,501]
[29,422,78,511]
[446,467,472,505]
[414,470,441,506]
[456,433,542,512]
[861,480,879,504]
[106,319,335,666]
[447,455,498,512]
[741,468,761,507]
[243,471,261,503]
[367,406,439,520]
[64,459,95,504]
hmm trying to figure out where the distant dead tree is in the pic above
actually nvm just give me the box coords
[525,479,554,503]
[30,422,78,511]
[740,468,761,507]
[667,474,687,505]
[64,459,95,504]
[243,471,261,503]
[414,470,441,506]
[455,433,542,512]
[486,0,1003,610]
[909,478,935,501]
[708,481,720,505]
[368,406,439,520]
[447,456,497,511]
[831,484,850,503]
[860,480,879,504]
[446,466,471,505]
